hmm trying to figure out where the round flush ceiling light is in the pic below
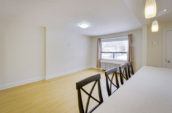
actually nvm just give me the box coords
[163,9,168,12]
[77,21,91,29]
[151,20,159,32]
[145,0,157,19]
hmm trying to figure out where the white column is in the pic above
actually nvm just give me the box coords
[41,26,47,80]
[142,25,148,66]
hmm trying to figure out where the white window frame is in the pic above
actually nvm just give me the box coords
[100,36,129,63]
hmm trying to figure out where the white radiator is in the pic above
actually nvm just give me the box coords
[101,62,121,70]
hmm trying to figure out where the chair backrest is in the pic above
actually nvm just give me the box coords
[76,74,103,113]
[127,62,134,76]
[119,63,129,85]
[105,67,119,96]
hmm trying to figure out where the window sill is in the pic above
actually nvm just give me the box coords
[100,59,127,64]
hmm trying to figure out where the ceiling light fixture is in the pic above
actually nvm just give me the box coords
[145,0,157,19]
[158,9,168,17]
[151,20,159,32]
[163,9,168,12]
[77,21,91,29]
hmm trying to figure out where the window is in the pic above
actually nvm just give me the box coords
[101,37,128,61]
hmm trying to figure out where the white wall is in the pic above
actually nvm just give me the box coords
[46,27,91,79]
[0,23,45,90]
[147,24,163,67]
[90,29,143,71]
[147,22,172,67]
[0,27,5,87]
[0,24,92,90]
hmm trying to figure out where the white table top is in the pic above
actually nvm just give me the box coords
[94,66,172,113]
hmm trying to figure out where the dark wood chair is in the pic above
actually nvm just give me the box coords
[119,63,129,85]
[76,74,103,113]
[105,67,120,96]
[127,62,134,76]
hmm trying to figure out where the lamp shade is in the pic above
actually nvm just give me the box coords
[145,0,157,19]
[151,20,159,32]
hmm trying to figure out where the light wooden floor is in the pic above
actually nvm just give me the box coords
[0,69,107,113]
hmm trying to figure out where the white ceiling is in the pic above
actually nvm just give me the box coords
[0,0,171,36]
[123,0,172,24]
[156,0,172,22]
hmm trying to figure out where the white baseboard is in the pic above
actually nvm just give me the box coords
[46,67,90,80]
[0,76,44,90]
[0,67,92,90]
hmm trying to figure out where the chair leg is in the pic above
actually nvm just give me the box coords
[120,73,124,85]
[115,73,119,88]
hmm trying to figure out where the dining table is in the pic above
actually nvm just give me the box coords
[93,66,172,113]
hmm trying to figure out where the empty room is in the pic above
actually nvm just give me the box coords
[0,0,172,113]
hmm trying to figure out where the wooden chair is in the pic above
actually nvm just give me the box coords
[127,62,134,76]
[105,67,120,96]
[76,74,103,113]
[119,63,129,85]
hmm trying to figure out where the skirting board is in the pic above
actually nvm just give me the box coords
[0,67,94,90]
[46,67,91,80]
[0,76,44,91]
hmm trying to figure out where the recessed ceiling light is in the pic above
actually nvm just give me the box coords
[158,9,168,16]
[77,21,91,29]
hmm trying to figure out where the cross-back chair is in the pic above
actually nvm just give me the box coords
[127,62,134,76]
[119,63,129,85]
[76,74,103,113]
[105,67,120,96]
